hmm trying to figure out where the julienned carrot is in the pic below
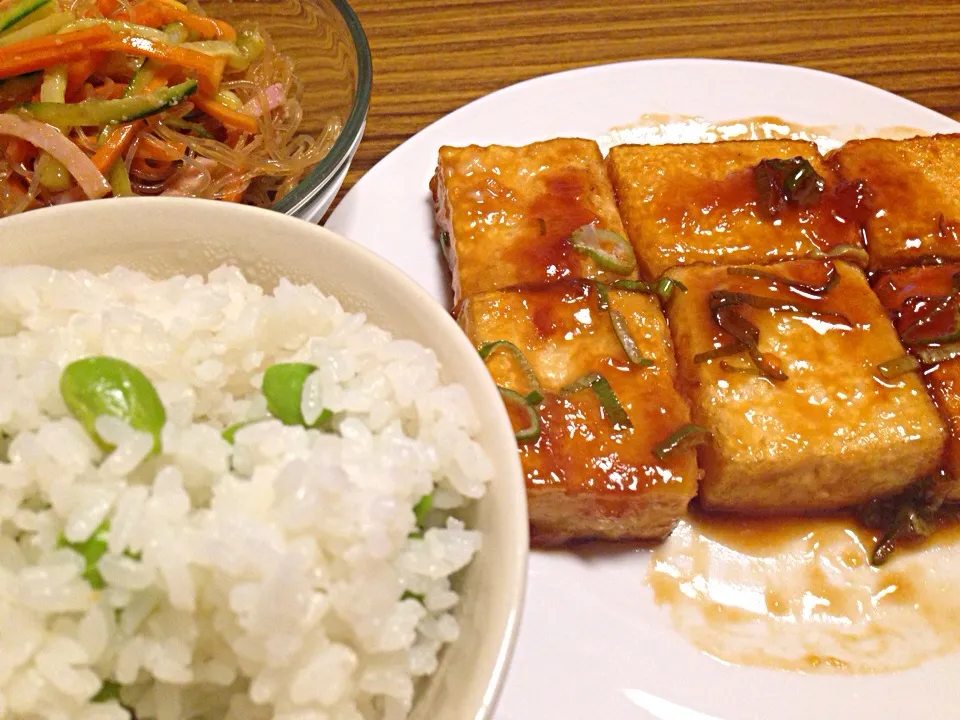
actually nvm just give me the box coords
[148,0,236,42]
[191,93,257,134]
[90,34,226,94]
[109,0,236,40]
[136,132,185,162]
[90,120,141,173]
[0,25,112,63]
[66,52,106,95]
[0,43,91,79]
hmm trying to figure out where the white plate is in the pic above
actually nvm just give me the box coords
[327,59,960,720]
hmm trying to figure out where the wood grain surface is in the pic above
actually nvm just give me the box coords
[334,0,960,204]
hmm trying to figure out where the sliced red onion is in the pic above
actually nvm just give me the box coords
[0,114,109,199]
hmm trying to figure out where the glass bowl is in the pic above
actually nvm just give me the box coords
[201,0,372,222]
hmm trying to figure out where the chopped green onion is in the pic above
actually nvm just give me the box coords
[694,342,746,364]
[876,354,921,380]
[498,386,541,442]
[612,279,656,293]
[609,310,653,366]
[655,276,686,301]
[570,224,637,275]
[611,277,686,303]
[525,389,544,405]
[401,590,425,603]
[561,373,631,428]
[653,424,711,460]
[753,156,825,217]
[479,340,542,400]
[718,360,759,375]
[916,342,960,365]
[808,243,869,267]
[902,305,960,347]
[594,281,610,312]
[727,263,839,296]
[858,476,948,566]
[439,231,450,249]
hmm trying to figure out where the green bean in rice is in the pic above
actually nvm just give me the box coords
[0,265,491,719]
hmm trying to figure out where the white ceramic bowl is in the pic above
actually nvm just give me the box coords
[0,197,528,720]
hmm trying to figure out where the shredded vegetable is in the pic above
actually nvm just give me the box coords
[0,0,335,215]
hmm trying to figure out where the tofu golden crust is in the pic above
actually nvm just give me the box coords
[432,139,632,305]
[607,139,868,278]
[458,279,697,545]
[831,134,960,271]
[663,260,946,513]
[873,264,960,498]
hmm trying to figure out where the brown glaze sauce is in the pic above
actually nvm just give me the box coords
[616,115,960,674]
[650,507,960,673]
[504,170,599,284]
[655,168,871,256]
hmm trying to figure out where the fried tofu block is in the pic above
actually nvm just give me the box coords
[831,134,960,270]
[873,264,960,498]
[458,279,697,545]
[607,139,868,278]
[664,259,945,513]
[432,139,632,305]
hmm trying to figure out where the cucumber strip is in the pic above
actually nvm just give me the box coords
[36,64,71,192]
[39,63,65,102]
[0,0,53,36]
[22,79,198,126]
[0,9,71,46]
[181,39,249,70]
[0,0,51,34]
[58,18,170,43]
[107,160,133,196]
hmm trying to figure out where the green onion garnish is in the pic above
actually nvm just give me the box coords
[612,277,687,303]
[694,342,746,364]
[479,340,543,400]
[719,360,760,375]
[727,263,839,296]
[655,276,687,301]
[561,372,632,428]
[570,224,637,275]
[753,156,825,217]
[609,310,653,367]
[808,243,869,267]
[916,341,960,365]
[595,281,610,312]
[498,386,541,442]
[653,424,711,460]
[876,354,921,380]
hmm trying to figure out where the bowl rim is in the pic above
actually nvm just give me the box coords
[271,0,373,217]
[0,197,528,720]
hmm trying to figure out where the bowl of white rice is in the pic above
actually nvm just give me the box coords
[0,198,528,720]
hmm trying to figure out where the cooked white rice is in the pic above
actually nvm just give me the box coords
[0,265,492,720]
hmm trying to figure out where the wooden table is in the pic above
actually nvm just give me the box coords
[336,0,960,203]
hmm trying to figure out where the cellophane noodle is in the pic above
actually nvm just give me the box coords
[0,0,341,215]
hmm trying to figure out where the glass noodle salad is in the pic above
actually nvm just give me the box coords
[0,0,335,215]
